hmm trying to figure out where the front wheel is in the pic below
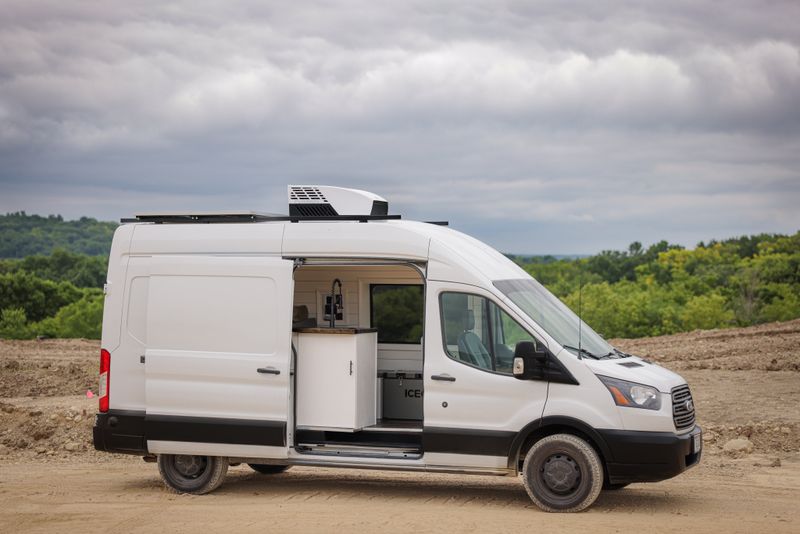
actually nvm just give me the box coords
[522,434,603,512]
[157,454,228,494]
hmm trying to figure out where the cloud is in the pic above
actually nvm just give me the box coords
[0,0,798,253]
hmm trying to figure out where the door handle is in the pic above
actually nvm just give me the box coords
[431,374,456,382]
[257,367,281,375]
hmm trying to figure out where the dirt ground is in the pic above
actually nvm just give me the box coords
[1,320,799,532]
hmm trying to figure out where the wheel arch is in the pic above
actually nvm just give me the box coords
[507,416,613,475]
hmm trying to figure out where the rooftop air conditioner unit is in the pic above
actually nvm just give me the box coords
[288,185,389,217]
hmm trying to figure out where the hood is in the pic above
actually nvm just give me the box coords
[581,355,686,393]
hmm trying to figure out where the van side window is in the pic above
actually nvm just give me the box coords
[440,292,538,374]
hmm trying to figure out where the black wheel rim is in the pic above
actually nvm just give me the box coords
[172,455,208,480]
[539,453,581,495]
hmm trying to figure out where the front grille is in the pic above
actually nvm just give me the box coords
[671,384,696,430]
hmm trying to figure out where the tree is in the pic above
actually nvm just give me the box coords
[0,307,31,339]
[680,294,735,331]
[0,271,83,322]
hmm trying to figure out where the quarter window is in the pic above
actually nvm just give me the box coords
[440,292,539,374]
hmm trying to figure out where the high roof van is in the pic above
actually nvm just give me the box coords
[93,185,701,512]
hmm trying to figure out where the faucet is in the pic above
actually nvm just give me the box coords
[330,278,343,328]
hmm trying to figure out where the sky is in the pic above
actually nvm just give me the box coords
[1,1,799,254]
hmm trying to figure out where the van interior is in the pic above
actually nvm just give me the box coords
[291,262,426,459]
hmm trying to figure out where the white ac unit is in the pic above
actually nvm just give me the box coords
[288,185,389,217]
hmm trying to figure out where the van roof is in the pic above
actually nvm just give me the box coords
[122,212,407,224]
[123,218,528,284]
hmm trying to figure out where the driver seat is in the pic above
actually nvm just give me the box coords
[457,309,492,369]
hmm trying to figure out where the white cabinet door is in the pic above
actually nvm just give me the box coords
[296,332,377,431]
[143,255,293,457]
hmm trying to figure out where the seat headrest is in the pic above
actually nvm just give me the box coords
[464,309,475,331]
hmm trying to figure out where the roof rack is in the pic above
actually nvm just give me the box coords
[121,211,403,224]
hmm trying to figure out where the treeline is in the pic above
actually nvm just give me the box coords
[518,232,800,338]
[0,211,798,340]
[0,212,117,258]
[0,250,105,339]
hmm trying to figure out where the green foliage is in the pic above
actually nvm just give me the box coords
[33,293,104,339]
[0,249,107,288]
[524,231,800,338]
[0,212,117,258]
[0,271,83,321]
[758,284,800,322]
[0,260,104,338]
[680,293,735,331]
[0,307,32,339]
[371,285,424,343]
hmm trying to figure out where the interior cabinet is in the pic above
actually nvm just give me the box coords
[295,328,377,431]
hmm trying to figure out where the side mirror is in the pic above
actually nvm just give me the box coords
[513,341,547,379]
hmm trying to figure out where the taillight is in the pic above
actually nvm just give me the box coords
[99,349,110,413]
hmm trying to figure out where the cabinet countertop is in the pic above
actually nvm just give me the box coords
[293,327,378,335]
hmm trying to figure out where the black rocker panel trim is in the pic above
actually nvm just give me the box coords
[146,414,286,447]
[93,410,287,454]
[423,426,516,457]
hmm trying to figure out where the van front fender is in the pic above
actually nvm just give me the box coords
[506,416,614,471]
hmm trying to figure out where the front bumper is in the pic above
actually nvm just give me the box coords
[598,425,702,484]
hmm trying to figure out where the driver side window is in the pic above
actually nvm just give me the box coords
[440,292,538,374]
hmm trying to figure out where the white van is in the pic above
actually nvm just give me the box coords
[93,185,701,512]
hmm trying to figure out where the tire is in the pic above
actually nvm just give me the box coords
[248,463,290,475]
[604,482,630,491]
[157,454,228,494]
[522,433,603,512]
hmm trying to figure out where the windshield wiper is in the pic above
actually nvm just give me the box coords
[562,345,601,360]
[594,349,626,359]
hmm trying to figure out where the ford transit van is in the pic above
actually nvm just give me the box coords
[93,185,701,512]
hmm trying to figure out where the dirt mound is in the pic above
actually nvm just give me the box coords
[0,397,97,459]
[611,319,800,372]
[701,422,799,455]
[0,339,98,397]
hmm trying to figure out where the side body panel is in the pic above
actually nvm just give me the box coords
[143,255,294,457]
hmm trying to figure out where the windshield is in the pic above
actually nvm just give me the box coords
[493,278,614,358]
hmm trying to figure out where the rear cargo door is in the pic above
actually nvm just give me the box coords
[143,255,293,458]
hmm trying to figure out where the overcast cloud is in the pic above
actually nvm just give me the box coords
[1,0,798,253]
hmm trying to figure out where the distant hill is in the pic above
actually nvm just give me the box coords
[0,212,117,258]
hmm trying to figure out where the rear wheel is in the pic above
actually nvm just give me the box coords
[157,454,228,494]
[248,464,290,475]
[522,434,603,512]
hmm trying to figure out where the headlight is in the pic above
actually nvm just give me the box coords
[597,375,661,410]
